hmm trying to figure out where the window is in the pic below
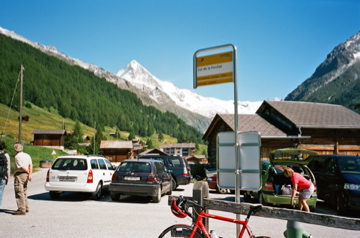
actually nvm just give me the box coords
[91,159,99,169]
[52,158,87,170]
[118,162,151,173]
[168,157,181,167]
[155,162,165,173]
[105,159,114,170]
[98,159,107,170]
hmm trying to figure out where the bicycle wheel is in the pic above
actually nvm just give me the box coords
[158,224,202,238]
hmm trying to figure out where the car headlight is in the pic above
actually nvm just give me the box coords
[344,183,360,191]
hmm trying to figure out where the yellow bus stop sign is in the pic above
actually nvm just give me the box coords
[194,51,233,87]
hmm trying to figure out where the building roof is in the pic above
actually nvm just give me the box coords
[139,148,168,156]
[32,129,66,135]
[100,140,133,149]
[258,101,360,129]
[203,101,360,140]
[159,143,196,149]
[203,113,287,140]
[187,155,206,159]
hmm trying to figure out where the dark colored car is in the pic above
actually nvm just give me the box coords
[138,155,191,189]
[109,159,172,203]
[206,169,229,194]
[244,148,318,211]
[308,154,360,215]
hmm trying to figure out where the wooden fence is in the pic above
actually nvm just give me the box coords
[168,182,360,231]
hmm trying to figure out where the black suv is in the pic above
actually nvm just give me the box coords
[309,154,360,215]
[109,159,172,203]
[138,155,191,189]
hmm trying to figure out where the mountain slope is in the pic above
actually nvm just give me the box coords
[1,27,262,133]
[117,60,262,119]
[0,32,204,143]
[285,32,360,113]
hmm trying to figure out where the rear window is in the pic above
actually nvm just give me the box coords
[52,158,87,170]
[118,162,152,173]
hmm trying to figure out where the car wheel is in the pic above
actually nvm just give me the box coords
[171,178,177,191]
[309,203,316,212]
[258,192,268,206]
[91,182,102,200]
[336,193,346,215]
[49,191,60,199]
[152,186,161,203]
[216,185,228,194]
[244,191,252,202]
[110,193,120,201]
[166,184,172,195]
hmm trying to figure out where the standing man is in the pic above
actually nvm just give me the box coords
[13,143,32,215]
[0,141,10,207]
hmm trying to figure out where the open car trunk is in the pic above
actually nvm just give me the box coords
[268,165,313,196]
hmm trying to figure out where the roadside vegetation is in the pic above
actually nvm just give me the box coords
[1,102,208,174]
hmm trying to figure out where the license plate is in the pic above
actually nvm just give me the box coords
[59,176,76,182]
[124,177,140,181]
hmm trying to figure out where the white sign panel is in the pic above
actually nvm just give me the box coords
[217,131,262,191]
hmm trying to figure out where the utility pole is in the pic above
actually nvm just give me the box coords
[18,65,25,143]
[93,122,96,154]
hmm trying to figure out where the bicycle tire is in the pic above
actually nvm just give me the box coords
[158,224,203,238]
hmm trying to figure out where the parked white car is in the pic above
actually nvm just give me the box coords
[45,155,115,200]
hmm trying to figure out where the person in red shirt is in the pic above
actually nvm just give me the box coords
[284,167,314,212]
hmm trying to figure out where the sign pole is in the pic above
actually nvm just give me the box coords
[193,44,241,235]
[232,47,241,236]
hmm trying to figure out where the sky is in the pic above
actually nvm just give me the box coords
[1,0,359,102]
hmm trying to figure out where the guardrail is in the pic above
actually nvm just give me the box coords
[168,181,360,231]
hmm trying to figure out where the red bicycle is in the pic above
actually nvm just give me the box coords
[158,196,270,238]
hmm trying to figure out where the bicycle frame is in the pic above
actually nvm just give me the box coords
[190,210,253,238]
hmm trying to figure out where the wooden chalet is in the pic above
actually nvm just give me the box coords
[31,129,66,149]
[186,155,208,164]
[139,148,168,156]
[100,140,133,163]
[203,101,360,161]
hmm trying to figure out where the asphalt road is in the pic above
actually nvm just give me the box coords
[0,168,359,238]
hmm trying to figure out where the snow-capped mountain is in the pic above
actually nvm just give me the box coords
[0,27,260,120]
[117,60,262,118]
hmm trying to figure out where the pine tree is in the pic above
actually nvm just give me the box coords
[158,131,164,141]
[128,131,135,140]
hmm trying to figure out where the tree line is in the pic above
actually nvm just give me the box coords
[0,34,204,144]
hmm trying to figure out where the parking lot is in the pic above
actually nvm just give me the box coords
[0,168,359,237]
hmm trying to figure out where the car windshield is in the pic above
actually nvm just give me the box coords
[338,157,360,174]
[52,158,87,170]
[118,162,151,173]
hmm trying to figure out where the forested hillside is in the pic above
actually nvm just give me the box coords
[0,34,203,143]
